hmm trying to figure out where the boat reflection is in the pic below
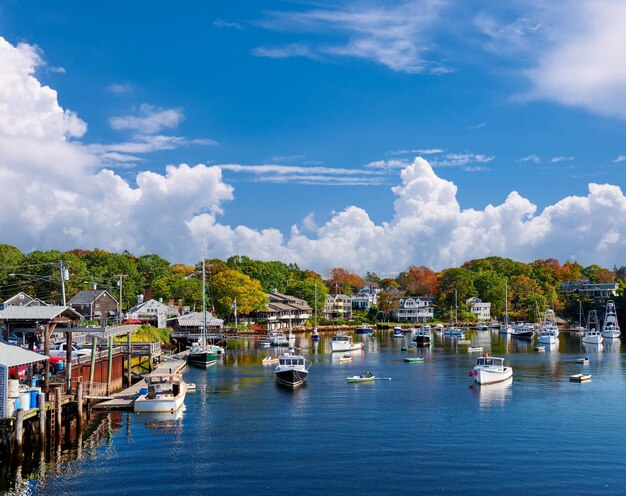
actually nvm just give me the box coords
[135,407,185,430]
[603,337,621,352]
[472,377,513,408]
[582,342,604,354]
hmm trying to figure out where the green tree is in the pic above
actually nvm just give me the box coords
[378,290,399,321]
[0,244,25,301]
[212,269,267,317]
[151,273,203,310]
[438,267,476,311]
[287,276,328,321]
[473,270,507,317]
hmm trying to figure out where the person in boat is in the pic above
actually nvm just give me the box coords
[362,371,373,378]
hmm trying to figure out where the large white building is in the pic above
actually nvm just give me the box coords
[324,294,352,320]
[352,286,379,310]
[466,297,491,321]
[126,298,179,328]
[393,297,434,323]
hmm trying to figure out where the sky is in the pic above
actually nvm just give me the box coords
[1,0,626,275]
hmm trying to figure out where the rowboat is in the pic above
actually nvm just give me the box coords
[403,357,425,363]
[576,357,590,364]
[262,356,279,364]
[570,373,592,382]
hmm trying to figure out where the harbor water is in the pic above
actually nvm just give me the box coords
[5,330,626,495]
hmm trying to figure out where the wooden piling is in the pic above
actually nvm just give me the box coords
[15,408,24,452]
[127,332,132,387]
[76,380,83,419]
[54,387,62,442]
[107,337,113,395]
[38,392,46,447]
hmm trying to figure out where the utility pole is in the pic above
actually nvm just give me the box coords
[59,261,68,306]
[116,275,125,325]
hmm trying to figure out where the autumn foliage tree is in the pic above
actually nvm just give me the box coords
[398,265,438,295]
[327,268,363,295]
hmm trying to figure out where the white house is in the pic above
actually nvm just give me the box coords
[126,298,179,328]
[466,297,491,321]
[352,286,380,310]
[393,297,434,323]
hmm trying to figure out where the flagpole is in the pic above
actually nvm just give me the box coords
[234,298,238,328]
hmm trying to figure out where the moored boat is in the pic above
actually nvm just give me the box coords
[346,371,376,383]
[470,353,513,385]
[570,373,592,382]
[576,357,590,364]
[582,310,603,344]
[330,333,364,352]
[467,345,483,353]
[355,325,374,334]
[188,342,218,368]
[602,300,621,339]
[134,373,187,413]
[392,326,404,337]
[268,331,290,346]
[274,350,309,388]
[403,357,425,363]
[413,325,432,346]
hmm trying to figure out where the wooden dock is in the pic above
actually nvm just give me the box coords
[91,352,188,411]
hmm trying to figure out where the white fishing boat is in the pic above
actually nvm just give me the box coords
[582,310,603,344]
[134,373,187,413]
[330,333,364,352]
[537,310,559,345]
[274,350,309,387]
[512,322,535,340]
[413,325,432,346]
[268,331,290,346]
[602,300,620,339]
[469,354,513,385]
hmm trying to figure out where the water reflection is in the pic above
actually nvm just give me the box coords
[471,377,513,409]
[582,342,604,354]
[134,408,185,431]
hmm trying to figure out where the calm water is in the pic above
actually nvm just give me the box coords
[6,330,626,495]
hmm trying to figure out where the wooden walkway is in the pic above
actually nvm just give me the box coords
[92,352,189,411]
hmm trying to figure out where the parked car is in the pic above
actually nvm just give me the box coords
[48,342,93,358]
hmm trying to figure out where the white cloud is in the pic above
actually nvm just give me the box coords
[550,156,574,163]
[109,104,184,134]
[613,155,626,163]
[523,1,626,118]
[107,83,133,95]
[518,154,540,163]
[213,18,244,30]
[365,159,410,169]
[254,1,447,74]
[431,153,494,167]
[387,148,444,156]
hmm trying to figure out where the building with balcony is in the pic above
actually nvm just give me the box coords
[324,294,353,320]
[466,297,491,321]
[560,280,619,299]
[254,291,312,331]
[352,286,380,310]
[392,297,433,323]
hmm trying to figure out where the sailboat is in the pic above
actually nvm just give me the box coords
[569,300,586,332]
[311,283,320,341]
[602,300,621,338]
[500,280,514,334]
[443,289,464,337]
[188,256,219,368]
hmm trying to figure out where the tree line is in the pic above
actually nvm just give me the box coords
[0,244,623,323]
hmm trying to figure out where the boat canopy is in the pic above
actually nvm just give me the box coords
[476,357,504,367]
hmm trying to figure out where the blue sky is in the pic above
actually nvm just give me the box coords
[1,1,626,273]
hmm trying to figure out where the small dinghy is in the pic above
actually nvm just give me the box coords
[570,373,592,382]
[576,357,590,364]
[262,356,279,364]
[534,346,546,352]
[346,372,391,383]
[467,346,483,353]
[403,357,425,363]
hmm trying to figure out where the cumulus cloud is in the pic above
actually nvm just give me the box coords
[387,148,444,156]
[613,155,626,163]
[550,156,574,163]
[518,154,540,164]
[109,104,184,134]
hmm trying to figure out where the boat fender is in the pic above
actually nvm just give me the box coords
[473,370,478,376]
[468,371,473,377]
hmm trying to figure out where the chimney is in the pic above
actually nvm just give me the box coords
[92,283,97,290]
[137,294,144,305]
[169,298,175,307]
[178,299,183,314]
[159,297,163,303]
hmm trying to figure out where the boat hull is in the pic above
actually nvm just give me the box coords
[512,331,534,340]
[330,341,363,352]
[134,383,187,413]
[474,367,513,385]
[582,335,603,344]
[602,330,621,339]
[188,351,218,368]
[413,335,431,346]
[346,376,375,383]
[275,369,308,388]
[537,335,558,345]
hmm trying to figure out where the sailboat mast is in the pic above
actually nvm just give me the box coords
[314,282,318,329]
[505,280,508,325]
[202,256,207,346]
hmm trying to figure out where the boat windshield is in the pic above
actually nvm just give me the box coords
[477,357,504,367]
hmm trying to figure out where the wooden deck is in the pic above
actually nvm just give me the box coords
[91,352,189,411]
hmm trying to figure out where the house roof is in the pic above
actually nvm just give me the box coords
[167,312,223,327]
[0,305,83,321]
[2,292,48,307]
[69,290,117,305]
[0,342,49,366]
[128,299,178,315]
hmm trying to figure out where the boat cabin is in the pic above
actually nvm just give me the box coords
[475,356,505,367]
[145,373,183,398]
[278,356,305,367]
[332,334,351,343]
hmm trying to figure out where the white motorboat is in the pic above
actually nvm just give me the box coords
[602,300,621,339]
[274,350,309,387]
[512,322,535,340]
[434,323,444,331]
[537,331,558,346]
[268,331,290,346]
[134,373,187,413]
[541,308,559,338]
[330,333,364,352]
[475,323,489,331]
[582,310,603,344]
[470,354,513,385]
[392,326,404,337]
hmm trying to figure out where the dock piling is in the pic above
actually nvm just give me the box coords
[38,393,46,448]
[54,387,62,443]
[15,409,24,452]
